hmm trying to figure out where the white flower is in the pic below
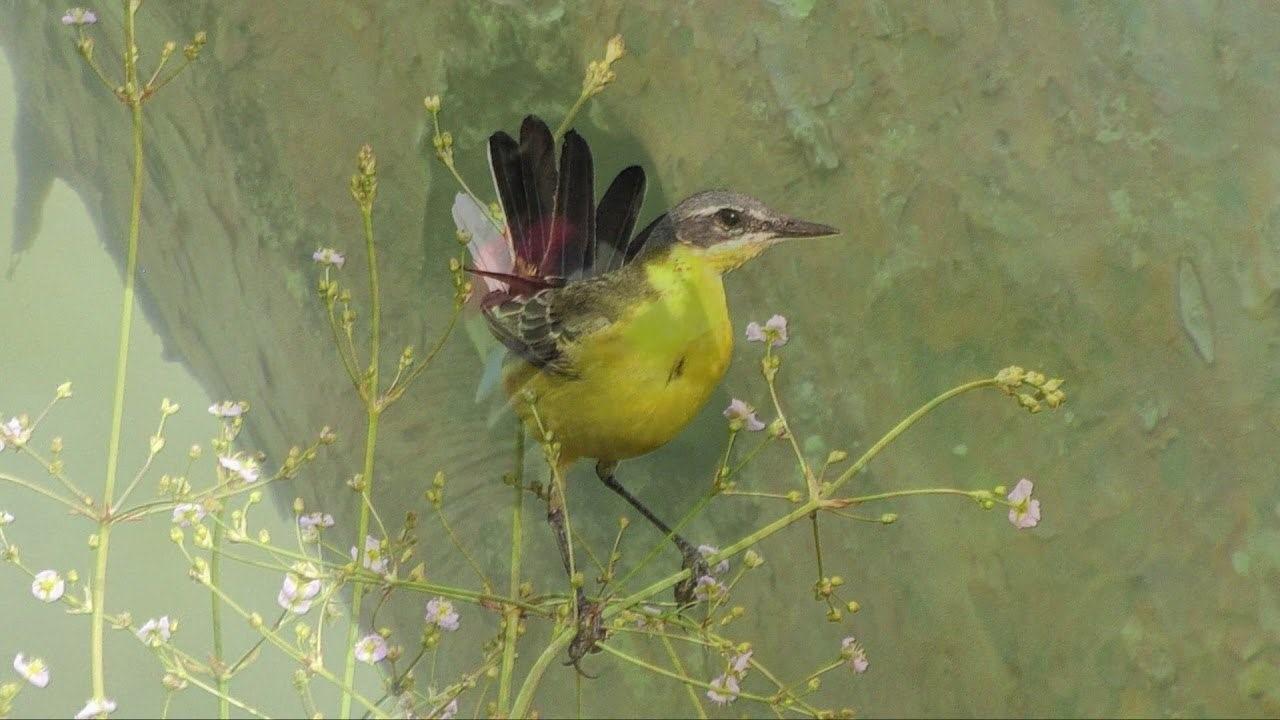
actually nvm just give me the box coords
[218,454,261,483]
[424,597,460,632]
[353,634,388,664]
[312,248,346,269]
[61,8,98,25]
[0,510,14,525]
[692,574,726,603]
[841,637,869,674]
[171,503,206,527]
[350,535,388,574]
[705,673,739,705]
[136,616,173,646]
[74,698,117,719]
[298,512,335,530]
[722,399,765,432]
[435,698,459,719]
[0,416,30,451]
[697,544,730,575]
[13,653,49,688]
[745,314,789,347]
[32,570,65,602]
[1006,478,1042,529]
[730,649,753,677]
[207,401,247,418]
[277,562,323,615]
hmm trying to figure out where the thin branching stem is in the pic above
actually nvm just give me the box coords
[90,0,146,699]
[340,194,383,720]
[497,427,525,713]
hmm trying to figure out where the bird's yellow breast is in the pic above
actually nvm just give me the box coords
[506,245,732,464]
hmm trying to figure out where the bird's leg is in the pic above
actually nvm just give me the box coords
[546,469,604,673]
[595,461,710,605]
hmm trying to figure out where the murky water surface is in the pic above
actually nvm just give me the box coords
[3,2,1280,717]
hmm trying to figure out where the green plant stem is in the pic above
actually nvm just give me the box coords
[828,378,997,495]
[660,634,707,719]
[0,472,85,515]
[764,349,816,496]
[497,428,525,714]
[210,508,229,719]
[509,627,572,717]
[174,669,270,720]
[837,487,982,504]
[340,203,382,720]
[554,89,592,140]
[596,643,780,706]
[90,2,145,700]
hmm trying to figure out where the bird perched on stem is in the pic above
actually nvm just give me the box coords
[459,115,837,666]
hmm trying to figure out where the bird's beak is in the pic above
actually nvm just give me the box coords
[772,216,839,239]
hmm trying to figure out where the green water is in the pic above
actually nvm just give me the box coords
[3,1,1280,718]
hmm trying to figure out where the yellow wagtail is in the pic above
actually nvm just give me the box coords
[460,116,836,661]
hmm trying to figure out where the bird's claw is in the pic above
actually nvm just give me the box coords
[674,548,711,607]
[565,593,605,676]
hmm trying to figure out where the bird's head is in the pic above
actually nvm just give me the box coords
[669,190,838,273]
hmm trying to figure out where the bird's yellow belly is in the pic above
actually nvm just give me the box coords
[505,257,732,464]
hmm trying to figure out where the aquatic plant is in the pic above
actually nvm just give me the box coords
[0,4,1066,718]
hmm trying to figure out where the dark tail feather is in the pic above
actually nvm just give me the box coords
[595,165,646,273]
[487,130,529,269]
[551,130,595,278]
[487,117,557,277]
[518,116,556,271]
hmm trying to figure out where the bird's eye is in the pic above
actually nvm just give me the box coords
[715,208,742,228]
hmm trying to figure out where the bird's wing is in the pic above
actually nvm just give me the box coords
[481,288,579,377]
[480,278,623,378]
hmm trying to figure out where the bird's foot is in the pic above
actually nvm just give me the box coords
[565,591,605,676]
[674,547,711,607]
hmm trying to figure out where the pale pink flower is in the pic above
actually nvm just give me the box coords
[312,247,346,269]
[136,616,173,646]
[841,637,869,674]
[745,314,788,347]
[435,698,459,719]
[722,399,765,432]
[207,401,246,418]
[697,544,730,575]
[218,454,260,483]
[351,535,388,574]
[171,503,206,527]
[0,416,29,451]
[705,673,739,705]
[354,634,388,664]
[74,698,117,719]
[61,8,98,25]
[425,597,460,632]
[693,574,726,603]
[299,512,335,530]
[13,654,49,688]
[1007,478,1041,529]
[277,564,322,615]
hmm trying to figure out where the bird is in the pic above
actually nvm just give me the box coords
[458,115,837,663]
